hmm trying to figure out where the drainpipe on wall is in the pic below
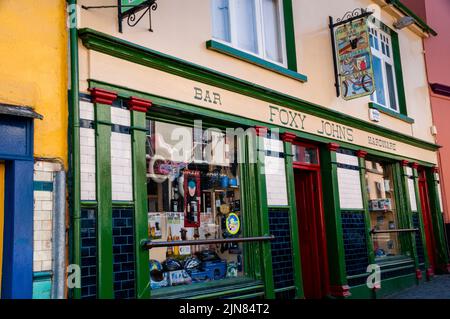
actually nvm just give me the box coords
[67,0,81,299]
[51,170,66,299]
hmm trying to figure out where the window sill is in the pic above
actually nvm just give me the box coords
[206,40,307,83]
[369,102,414,124]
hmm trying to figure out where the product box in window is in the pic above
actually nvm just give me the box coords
[167,270,192,286]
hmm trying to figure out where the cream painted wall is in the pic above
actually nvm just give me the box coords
[77,0,435,144]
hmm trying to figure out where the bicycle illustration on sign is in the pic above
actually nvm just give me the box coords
[335,18,375,100]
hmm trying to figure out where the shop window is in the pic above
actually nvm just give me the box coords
[212,0,287,66]
[365,160,402,260]
[368,22,399,112]
[146,120,244,291]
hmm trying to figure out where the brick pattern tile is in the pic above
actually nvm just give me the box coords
[80,208,97,299]
[112,208,136,299]
[341,211,369,285]
[268,209,295,291]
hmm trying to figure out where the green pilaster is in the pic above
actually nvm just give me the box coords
[400,162,420,276]
[239,135,262,280]
[411,165,431,273]
[357,152,375,265]
[392,163,412,256]
[94,101,114,299]
[255,130,275,299]
[130,107,151,298]
[282,135,304,298]
[427,169,450,273]
[319,144,349,298]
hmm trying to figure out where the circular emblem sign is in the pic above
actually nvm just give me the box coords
[225,213,240,236]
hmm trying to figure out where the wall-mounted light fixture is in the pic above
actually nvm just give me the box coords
[393,16,415,29]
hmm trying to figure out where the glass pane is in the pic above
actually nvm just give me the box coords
[385,62,398,111]
[372,55,386,106]
[365,161,402,260]
[262,0,283,63]
[212,0,231,42]
[292,145,319,165]
[235,0,258,54]
[146,120,244,291]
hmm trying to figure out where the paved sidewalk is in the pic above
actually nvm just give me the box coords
[385,275,450,299]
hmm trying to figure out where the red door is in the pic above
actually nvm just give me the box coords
[418,169,437,273]
[294,168,330,299]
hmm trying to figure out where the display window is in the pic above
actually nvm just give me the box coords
[365,160,403,260]
[145,120,244,291]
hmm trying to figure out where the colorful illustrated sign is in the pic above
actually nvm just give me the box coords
[335,18,375,100]
[225,213,240,236]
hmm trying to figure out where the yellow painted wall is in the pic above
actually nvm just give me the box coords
[0,0,68,165]
[0,162,5,296]
[78,0,435,146]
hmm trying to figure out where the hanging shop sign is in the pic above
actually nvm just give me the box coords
[330,8,375,99]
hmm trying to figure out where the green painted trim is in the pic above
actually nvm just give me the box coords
[426,169,450,271]
[68,0,81,300]
[388,0,438,36]
[320,146,348,294]
[80,201,98,207]
[392,163,413,258]
[255,143,275,299]
[206,40,307,82]
[348,273,417,299]
[282,0,297,72]
[401,164,420,274]
[369,102,413,124]
[130,110,151,299]
[390,31,408,117]
[358,158,376,264]
[111,201,134,207]
[88,79,438,167]
[78,28,440,152]
[283,140,304,298]
[94,102,114,299]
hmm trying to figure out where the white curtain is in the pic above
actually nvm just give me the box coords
[262,0,283,63]
[235,0,258,54]
[212,0,231,42]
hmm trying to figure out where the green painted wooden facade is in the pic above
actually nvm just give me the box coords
[68,5,449,300]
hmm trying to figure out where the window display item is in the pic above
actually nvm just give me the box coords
[225,213,241,236]
[148,213,162,240]
[150,259,169,289]
[184,171,201,227]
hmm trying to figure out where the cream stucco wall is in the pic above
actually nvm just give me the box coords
[77,0,436,146]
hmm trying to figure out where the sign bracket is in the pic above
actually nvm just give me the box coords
[82,1,158,33]
[329,8,374,98]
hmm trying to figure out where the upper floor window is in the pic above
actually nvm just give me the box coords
[369,22,399,112]
[212,0,287,66]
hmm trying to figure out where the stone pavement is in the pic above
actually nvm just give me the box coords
[385,275,450,299]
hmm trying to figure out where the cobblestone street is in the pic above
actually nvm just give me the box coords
[385,275,450,299]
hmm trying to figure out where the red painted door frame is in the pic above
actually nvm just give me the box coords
[293,141,330,299]
[418,168,437,274]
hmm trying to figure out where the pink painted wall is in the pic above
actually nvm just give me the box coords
[413,0,450,223]
[404,0,450,222]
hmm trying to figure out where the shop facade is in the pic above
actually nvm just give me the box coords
[70,0,449,299]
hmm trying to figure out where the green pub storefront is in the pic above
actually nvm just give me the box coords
[68,25,450,299]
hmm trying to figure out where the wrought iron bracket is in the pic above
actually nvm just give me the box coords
[81,1,158,33]
[329,8,374,97]
[119,0,158,33]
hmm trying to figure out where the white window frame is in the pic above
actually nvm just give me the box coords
[211,0,288,67]
[368,22,400,113]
